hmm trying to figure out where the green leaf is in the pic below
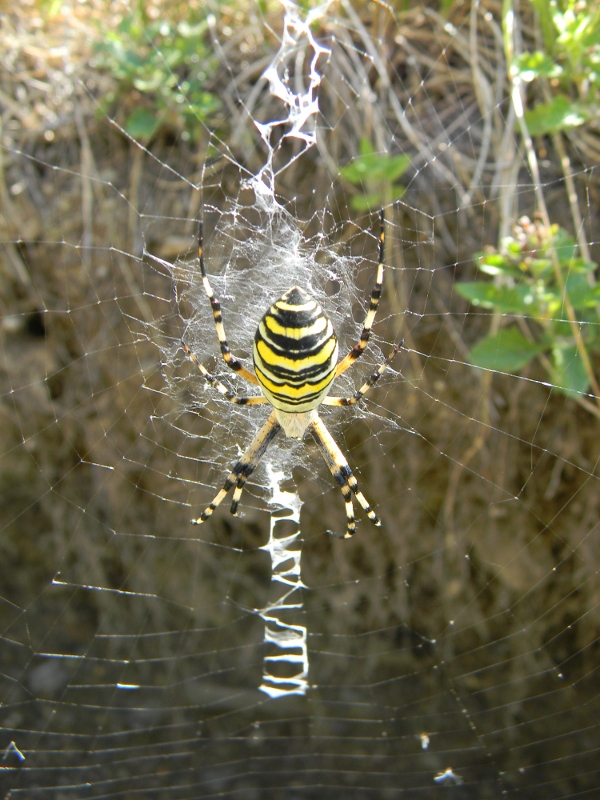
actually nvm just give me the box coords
[567,257,597,274]
[186,93,221,117]
[133,72,166,93]
[477,252,517,276]
[564,274,600,310]
[505,239,524,259]
[529,0,557,51]
[469,327,545,372]
[350,192,383,213]
[456,282,537,314]
[550,344,590,396]
[513,51,562,82]
[381,153,412,184]
[527,257,553,278]
[340,139,411,187]
[524,94,587,135]
[125,107,161,141]
[340,140,376,184]
[551,228,578,263]
[541,275,600,318]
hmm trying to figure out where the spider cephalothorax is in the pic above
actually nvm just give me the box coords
[182,212,402,538]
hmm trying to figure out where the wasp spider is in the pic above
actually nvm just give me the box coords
[182,212,402,538]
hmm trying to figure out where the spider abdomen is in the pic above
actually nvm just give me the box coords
[253,286,339,415]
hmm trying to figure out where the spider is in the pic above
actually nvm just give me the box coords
[182,211,402,538]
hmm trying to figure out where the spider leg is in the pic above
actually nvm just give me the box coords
[323,341,403,407]
[229,477,246,516]
[191,411,281,525]
[198,220,259,386]
[182,342,268,405]
[335,209,386,378]
[308,413,380,538]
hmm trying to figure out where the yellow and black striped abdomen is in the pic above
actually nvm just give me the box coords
[253,287,339,413]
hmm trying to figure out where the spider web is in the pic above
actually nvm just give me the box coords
[1,1,600,798]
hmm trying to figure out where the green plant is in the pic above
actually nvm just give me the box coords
[457,217,600,397]
[93,6,220,142]
[340,138,411,213]
[512,0,600,134]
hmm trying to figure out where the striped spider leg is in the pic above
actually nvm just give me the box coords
[322,340,404,408]
[334,209,386,378]
[314,341,403,537]
[181,342,270,521]
[197,220,259,387]
[183,212,402,537]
